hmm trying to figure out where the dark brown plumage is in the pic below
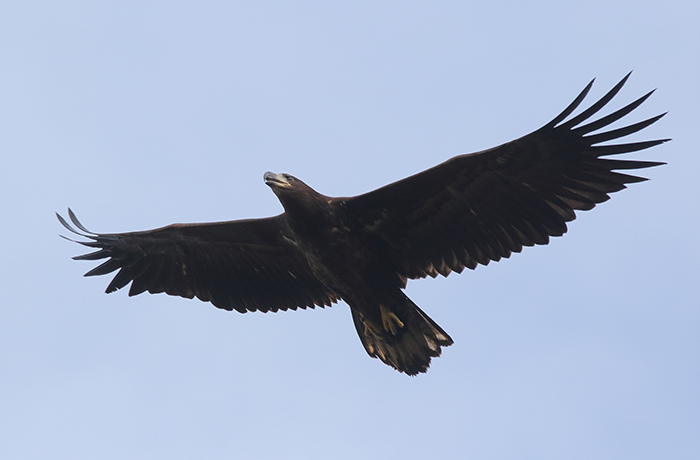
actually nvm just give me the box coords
[59,74,667,375]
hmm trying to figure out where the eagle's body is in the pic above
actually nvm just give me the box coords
[59,74,667,375]
[266,177,453,373]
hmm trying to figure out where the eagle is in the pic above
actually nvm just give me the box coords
[59,74,667,375]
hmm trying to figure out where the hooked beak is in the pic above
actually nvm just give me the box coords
[264,171,291,188]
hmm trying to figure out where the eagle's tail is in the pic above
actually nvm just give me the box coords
[351,294,453,375]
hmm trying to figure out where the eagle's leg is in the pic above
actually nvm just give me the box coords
[380,304,404,335]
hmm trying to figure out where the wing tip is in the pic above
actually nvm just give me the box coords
[545,77,596,128]
[57,208,97,237]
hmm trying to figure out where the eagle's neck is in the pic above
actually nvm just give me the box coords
[277,192,334,236]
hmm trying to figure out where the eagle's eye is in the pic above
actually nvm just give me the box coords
[284,175,295,182]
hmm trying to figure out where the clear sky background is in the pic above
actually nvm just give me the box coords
[1,1,698,459]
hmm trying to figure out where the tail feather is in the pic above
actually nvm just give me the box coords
[352,295,453,375]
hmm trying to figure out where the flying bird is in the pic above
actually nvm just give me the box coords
[59,74,667,375]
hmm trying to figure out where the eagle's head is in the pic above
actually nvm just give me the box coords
[264,171,323,201]
[263,172,300,189]
[264,171,330,222]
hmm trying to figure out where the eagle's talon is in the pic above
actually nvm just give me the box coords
[364,320,382,337]
[380,305,404,335]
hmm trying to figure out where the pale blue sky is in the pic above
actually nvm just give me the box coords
[1,1,698,459]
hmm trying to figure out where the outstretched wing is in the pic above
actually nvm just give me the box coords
[342,73,668,281]
[58,209,339,313]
